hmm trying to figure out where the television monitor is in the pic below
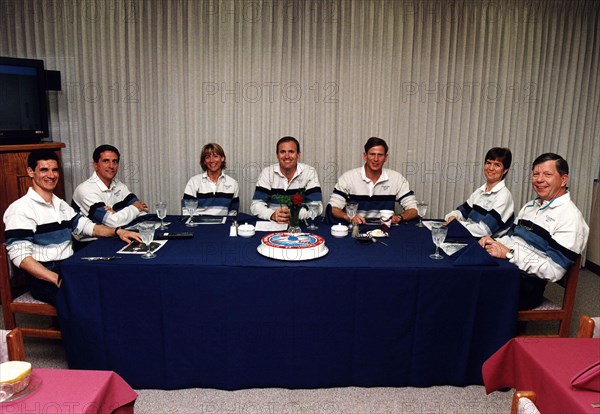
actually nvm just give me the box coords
[0,56,50,144]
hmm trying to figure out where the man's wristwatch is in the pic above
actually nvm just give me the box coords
[506,248,515,260]
[397,215,404,224]
[114,227,122,237]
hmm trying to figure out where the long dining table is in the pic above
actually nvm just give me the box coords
[56,215,520,390]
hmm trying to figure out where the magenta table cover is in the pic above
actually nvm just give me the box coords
[0,368,137,413]
[483,338,600,414]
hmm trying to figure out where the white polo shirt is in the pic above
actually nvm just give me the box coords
[328,166,418,218]
[251,163,322,221]
[183,171,240,216]
[72,172,142,227]
[445,180,514,237]
[4,188,95,267]
[497,192,589,282]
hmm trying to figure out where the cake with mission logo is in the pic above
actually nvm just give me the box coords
[257,232,328,261]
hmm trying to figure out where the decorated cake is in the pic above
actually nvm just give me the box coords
[257,232,328,261]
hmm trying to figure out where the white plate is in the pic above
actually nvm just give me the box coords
[366,230,388,238]
[257,244,329,261]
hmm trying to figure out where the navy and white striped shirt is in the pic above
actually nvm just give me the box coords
[328,166,417,218]
[4,188,95,267]
[497,192,589,282]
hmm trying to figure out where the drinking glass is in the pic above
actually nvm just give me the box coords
[306,201,320,230]
[429,223,448,260]
[139,222,156,259]
[416,201,428,228]
[183,198,198,227]
[155,202,167,230]
[346,202,359,229]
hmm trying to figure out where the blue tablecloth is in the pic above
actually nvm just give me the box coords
[57,215,520,390]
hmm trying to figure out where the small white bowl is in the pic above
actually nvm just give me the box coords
[331,223,349,238]
[237,223,255,238]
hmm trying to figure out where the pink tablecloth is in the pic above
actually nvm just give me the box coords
[0,368,137,413]
[483,338,600,414]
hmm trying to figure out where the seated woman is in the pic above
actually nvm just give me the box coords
[183,143,239,216]
[444,147,514,237]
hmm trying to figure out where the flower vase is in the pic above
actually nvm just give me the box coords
[288,205,302,233]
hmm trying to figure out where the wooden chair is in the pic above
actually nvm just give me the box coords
[517,256,581,338]
[510,390,539,414]
[0,247,61,341]
[6,328,26,361]
[577,315,600,338]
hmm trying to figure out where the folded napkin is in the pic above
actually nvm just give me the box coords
[452,241,498,266]
[446,219,474,239]
[571,360,600,392]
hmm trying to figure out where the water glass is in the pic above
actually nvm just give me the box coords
[346,202,359,228]
[155,202,167,230]
[416,201,428,228]
[306,201,320,230]
[183,198,198,227]
[429,223,447,260]
[139,222,156,259]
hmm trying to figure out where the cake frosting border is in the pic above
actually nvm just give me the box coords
[258,232,328,261]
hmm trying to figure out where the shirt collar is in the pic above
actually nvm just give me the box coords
[27,187,62,210]
[479,180,506,194]
[91,171,116,191]
[274,163,304,181]
[531,191,571,210]
[361,166,389,184]
[201,171,225,182]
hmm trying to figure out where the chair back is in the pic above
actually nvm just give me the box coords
[6,328,26,361]
[0,246,61,340]
[577,315,600,338]
[517,255,581,337]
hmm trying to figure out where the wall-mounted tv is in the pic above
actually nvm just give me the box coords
[0,56,50,144]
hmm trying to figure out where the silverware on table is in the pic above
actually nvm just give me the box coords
[373,239,389,247]
[80,256,120,261]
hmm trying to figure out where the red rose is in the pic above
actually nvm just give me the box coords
[292,193,303,206]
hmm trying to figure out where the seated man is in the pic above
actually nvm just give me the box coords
[480,153,589,310]
[3,150,142,306]
[251,136,322,223]
[72,144,148,227]
[328,137,418,225]
[183,143,239,216]
[445,147,514,237]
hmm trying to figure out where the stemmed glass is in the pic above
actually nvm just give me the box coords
[183,198,198,227]
[416,201,428,228]
[429,223,448,260]
[155,202,167,230]
[306,201,320,230]
[346,202,359,228]
[139,222,156,259]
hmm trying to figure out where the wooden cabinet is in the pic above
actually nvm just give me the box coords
[0,142,66,245]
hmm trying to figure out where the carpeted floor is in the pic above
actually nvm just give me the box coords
[3,268,599,413]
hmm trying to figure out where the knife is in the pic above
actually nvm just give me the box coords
[373,238,389,247]
[80,256,120,261]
